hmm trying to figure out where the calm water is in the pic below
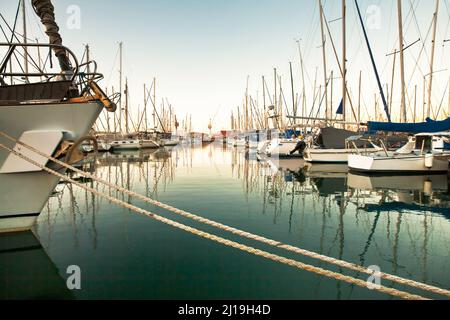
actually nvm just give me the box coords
[2,145,450,300]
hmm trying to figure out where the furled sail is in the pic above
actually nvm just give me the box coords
[368,118,450,134]
[31,0,71,71]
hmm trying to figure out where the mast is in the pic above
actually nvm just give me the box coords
[354,0,391,122]
[389,50,397,117]
[125,78,129,134]
[289,62,296,120]
[153,77,156,131]
[262,76,267,128]
[144,84,148,132]
[342,0,347,124]
[119,42,123,134]
[319,0,329,121]
[330,70,334,121]
[296,40,307,127]
[274,68,278,116]
[22,0,28,81]
[427,0,440,118]
[245,76,249,131]
[397,0,407,122]
[358,71,362,131]
[413,85,417,123]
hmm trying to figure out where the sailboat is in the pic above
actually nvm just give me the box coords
[304,127,382,163]
[348,132,450,173]
[110,80,160,150]
[0,0,115,233]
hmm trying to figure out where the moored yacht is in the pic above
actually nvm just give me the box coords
[0,0,115,233]
[348,132,450,174]
[303,127,382,163]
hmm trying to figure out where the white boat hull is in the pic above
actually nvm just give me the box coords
[161,139,179,147]
[348,154,449,173]
[266,140,298,157]
[0,101,104,233]
[304,149,351,163]
[111,139,160,150]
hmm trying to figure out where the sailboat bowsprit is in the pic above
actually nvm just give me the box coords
[0,0,115,233]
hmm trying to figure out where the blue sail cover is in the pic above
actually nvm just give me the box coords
[368,117,450,134]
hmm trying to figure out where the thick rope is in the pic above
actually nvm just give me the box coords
[2,130,449,298]
[0,142,428,300]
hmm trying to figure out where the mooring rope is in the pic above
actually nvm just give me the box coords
[1,131,449,299]
[2,131,450,298]
[0,141,429,300]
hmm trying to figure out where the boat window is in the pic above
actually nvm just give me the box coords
[415,136,432,151]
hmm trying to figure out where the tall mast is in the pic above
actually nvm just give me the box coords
[319,0,329,121]
[342,0,347,124]
[119,42,123,133]
[144,84,148,132]
[296,40,307,127]
[125,78,129,134]
[397,0,407,122]
[389,50,397,117]
[427,0,440,118]
[153,77,157,131]
[358,70,362,131]
[22,0,28,81]
[245,76,249,131]
[262,76,267,128]
[289,62,296,120]
[274,68,278,114]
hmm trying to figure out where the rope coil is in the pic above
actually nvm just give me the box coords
[1,130,448,300]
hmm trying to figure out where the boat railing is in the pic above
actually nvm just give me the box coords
[346,136,389,157]
[0,43,110,103]
[0,43,80,83]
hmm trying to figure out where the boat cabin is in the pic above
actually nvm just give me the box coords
[413,133,450,153]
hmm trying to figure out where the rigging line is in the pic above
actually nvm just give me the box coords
[106,45,120,87]
[9,0,20,44]
[0,12,45,75]
[405,1,435,87]
[434,79,449,118]
[0,5,26,77]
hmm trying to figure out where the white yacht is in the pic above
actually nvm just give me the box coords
[304,127,382,163]
[0,0,115,233]
[348,133,450,174]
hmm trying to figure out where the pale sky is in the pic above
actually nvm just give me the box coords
[1,0,450,131]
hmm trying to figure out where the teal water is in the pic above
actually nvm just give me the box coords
[7,145,450,299]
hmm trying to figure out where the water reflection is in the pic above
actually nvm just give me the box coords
[0,231,73,300]
[27,145,450,299]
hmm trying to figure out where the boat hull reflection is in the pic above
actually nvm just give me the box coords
[0,232,73,300]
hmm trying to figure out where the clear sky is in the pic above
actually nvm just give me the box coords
[2,0,450,131]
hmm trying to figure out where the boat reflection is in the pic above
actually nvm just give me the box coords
[348,173,449,219]
[0,231,73,300]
